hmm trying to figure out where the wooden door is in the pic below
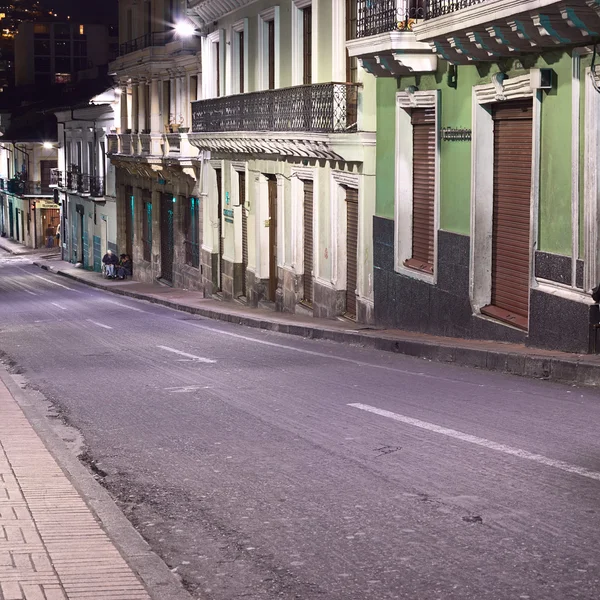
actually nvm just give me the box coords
[268,177,278,302]
[160,193,174,283]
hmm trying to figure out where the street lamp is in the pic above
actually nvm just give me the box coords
[43,142,54,150]
[174,20,195,38]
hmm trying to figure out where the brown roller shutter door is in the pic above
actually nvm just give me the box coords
[303,181,314,305]
[481,100,533,330]
[405,107,435,273]
[346,188,359,319]
[240,172,247,297]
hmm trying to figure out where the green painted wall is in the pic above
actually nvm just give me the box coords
[376,51,575,252]
[375,77,398,220]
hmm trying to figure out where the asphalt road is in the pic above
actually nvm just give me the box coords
[2,249,600,600]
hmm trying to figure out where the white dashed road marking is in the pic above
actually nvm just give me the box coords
[349,403,600,483]
[86,319,113,330]
[157,345,217,364]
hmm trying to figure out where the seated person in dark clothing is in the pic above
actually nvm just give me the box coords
[102,250,119,277]
[117,254,133,279]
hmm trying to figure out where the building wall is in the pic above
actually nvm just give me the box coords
[373,50,596,353]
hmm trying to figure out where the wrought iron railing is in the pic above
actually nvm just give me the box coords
[425,0,489,19]
[357,0,426,37]
[4,179,52,196]
[50,169,63,187]
[184,240,200,269]
[355,0,489,34]
[77,173,90,195]
[90,176,105,198]
[119,30,173,56]
[192,82,360,134]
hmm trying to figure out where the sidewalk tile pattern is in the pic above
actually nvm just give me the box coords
[0,382,150,599]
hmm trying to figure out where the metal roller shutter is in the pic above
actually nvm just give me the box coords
[482,100,533,330]
[240,172,247,297]
[346,188,359,319]
[303,181,314,305]
[406,107,435,273]
[216,169,223,292]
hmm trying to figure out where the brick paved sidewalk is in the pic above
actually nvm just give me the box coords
[0,378,150,600]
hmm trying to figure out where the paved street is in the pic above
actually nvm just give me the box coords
[2,249,600,600]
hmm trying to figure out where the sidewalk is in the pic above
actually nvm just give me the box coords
[0,373,151,600]
[2,237,600,387]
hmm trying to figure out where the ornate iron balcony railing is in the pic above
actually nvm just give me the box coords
[119,31,172,56]
[355,0,490,35]
[357,0,427,37]
[89,176,105,198]
[425,0,489,19]
[50,169,63,187]
[192,82,360,134]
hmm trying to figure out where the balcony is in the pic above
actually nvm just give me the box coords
[50,169,62,188]
[4,178,53,197]
[414,0,600,64]
[193,83,359,134]
[119,31,172,57]
[347,0,436,77]
[190,83,366,161]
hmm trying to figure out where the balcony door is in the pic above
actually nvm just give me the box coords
[40,160,57,193]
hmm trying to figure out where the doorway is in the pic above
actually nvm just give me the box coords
[216,168,223,292]
[302,181,314,305]
[160,193,174,283]
[345,188,359,319]
[268,176,278,302]
[239,172,247,297]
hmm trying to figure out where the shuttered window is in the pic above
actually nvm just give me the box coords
[481,100,533,330]
[404,107,435,274]
[238,31,245,93]
[303,181,314,304]
[346,188,359,319]
[216,168,223,291]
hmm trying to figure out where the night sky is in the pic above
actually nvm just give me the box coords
[45,0,118,25]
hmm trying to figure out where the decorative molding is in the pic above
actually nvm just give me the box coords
[474,73,534,104]
[291,166,314,181]
[232,19,245,32]
[231,161,246,172]
[397,88,436,109]
[331,170,359,189]
[259,6,277,21]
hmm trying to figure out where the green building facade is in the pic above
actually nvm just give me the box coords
[350,0,600,353]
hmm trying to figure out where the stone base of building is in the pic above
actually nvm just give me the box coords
[220,258,245,300]
[173,264,204,293]
[313,280,346,320]
[201,248,219,296]
[373,216,597,354]
[247,269,269,307]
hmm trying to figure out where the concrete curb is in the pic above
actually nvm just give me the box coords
[0,365,196,600]
[33,261,600,388]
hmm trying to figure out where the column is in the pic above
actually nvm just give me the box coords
[138,80,147,133]
[131,81,139,133]
[150,78,160,133]
[120,83,128,133]
[170,76,177,125]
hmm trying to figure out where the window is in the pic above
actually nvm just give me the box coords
[394,90,439,282]
[238,30,245,93]
[259,9,279,90]
[55,41,70,56]
[34,39,50,55]
[34,24,49,35]
[34,57,50,72]
[346,0,358,83]
[79,25,85,36]
[56,57,71,72]
[302,7,312,85]
[268,20,275,89]
[184,196,200,268]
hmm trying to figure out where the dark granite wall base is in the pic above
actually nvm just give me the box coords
[374,216,594,353]
[201,248,218,296]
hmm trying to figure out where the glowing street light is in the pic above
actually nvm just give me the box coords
[174,21,195,38]
[42,142,54,150]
